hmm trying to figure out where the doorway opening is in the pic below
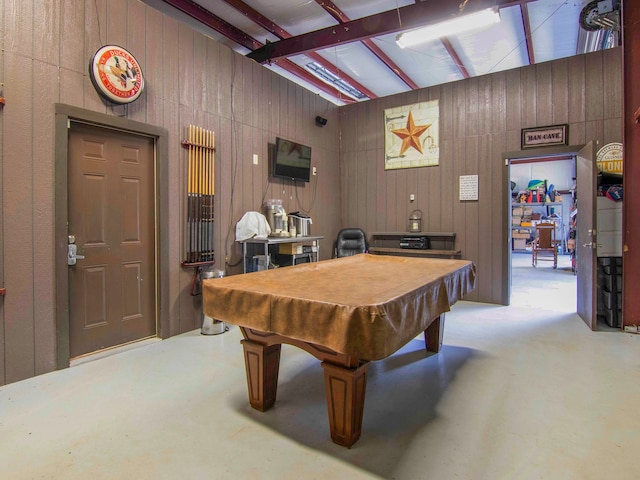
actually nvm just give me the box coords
[508,154,577,313]
[505,144,622,331]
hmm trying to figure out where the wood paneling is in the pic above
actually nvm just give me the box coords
[585,52,604,122]
[0,0,623,384]
[107,0,127,46]
[551,59,569,125]
[536,62,553,126]
[33,60,57,375]
[61,0,85,72]
[5,0,32,55]
[568,56,587,125]
[339,48,622,305]
[34,0,59,64]
[4,51,35,383]
[0,0,339,384]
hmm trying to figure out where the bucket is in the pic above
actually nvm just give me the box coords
[201,269,226,335]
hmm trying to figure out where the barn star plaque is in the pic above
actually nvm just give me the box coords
[384,100,439,170]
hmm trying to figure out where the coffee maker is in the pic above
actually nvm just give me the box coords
[264,199,288,237]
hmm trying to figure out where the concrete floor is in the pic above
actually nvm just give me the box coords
[1,256,639,479]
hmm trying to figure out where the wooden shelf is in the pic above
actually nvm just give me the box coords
[369,232,461,259]
[369,247,461,259]
[370,231,456,238]
[512,202,563,207]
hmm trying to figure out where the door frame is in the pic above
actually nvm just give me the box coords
[502,144,587,306]
[54,104,169,369]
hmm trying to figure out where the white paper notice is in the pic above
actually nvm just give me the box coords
[459,175,478,201]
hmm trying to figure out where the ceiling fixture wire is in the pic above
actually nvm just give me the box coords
[486,0,569,74]
[94,0,104,45]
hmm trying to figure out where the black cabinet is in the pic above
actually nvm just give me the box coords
[597,257,623,328]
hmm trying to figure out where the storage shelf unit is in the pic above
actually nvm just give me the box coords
[238,236,324,273]
[368,232,461,259]
[511,202,566,253]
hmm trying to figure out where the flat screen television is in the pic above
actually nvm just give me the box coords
[273,137,311,183]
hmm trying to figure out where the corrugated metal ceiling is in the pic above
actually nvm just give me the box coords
[144,0,619,105]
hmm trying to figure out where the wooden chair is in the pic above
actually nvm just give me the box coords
[531,222,558,268]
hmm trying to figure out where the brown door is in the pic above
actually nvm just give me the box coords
[68,123,156,357]
[576,141,597,329]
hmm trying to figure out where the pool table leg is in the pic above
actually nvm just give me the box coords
[321,361,369,448]
[241,339,281,412]
[424,313,445,353]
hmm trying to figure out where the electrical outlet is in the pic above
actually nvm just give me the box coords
[252,153,259,165]
[312,166,317,176]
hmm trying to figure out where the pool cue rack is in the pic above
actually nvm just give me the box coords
[182,125,215,267]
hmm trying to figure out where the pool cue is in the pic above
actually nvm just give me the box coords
[203,129,210,260]
[191,126,197,263]
[195,126,201,262]
[198,126,204,262]
[192,125,199,263]
[209,130,213,259]
[187,125,194,263]
[209,130,215,259]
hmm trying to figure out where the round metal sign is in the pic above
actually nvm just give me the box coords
[89,45,144,104]
[596,142,623,174]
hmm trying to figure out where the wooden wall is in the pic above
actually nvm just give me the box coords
[0,0,624,386]
[339,48,622,305]
[0,0,340,385]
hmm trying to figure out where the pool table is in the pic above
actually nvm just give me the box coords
[203,254,476,447]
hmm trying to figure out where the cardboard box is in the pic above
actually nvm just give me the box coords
[512,233,529,239]
[513,238,527,250]
[279,243,302,255]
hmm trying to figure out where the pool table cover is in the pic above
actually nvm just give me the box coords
[203,254,476,360]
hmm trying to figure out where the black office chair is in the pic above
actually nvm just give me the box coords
[335,228,368,257]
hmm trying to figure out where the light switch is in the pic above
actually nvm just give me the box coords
[252,154,259,165]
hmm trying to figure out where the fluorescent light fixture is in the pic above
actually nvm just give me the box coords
[305,62,367,100]
[396,7,501,48]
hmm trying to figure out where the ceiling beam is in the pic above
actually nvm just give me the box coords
[218,0,290,39]
[218,0,377,98]
[247,0,533,63]
[162,0,261,51]
[440,37,470,79]
[161,0,356,102]
[314,0,419,90]
[520,4,536,65]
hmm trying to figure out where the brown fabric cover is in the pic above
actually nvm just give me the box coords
[203,254,476,360]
